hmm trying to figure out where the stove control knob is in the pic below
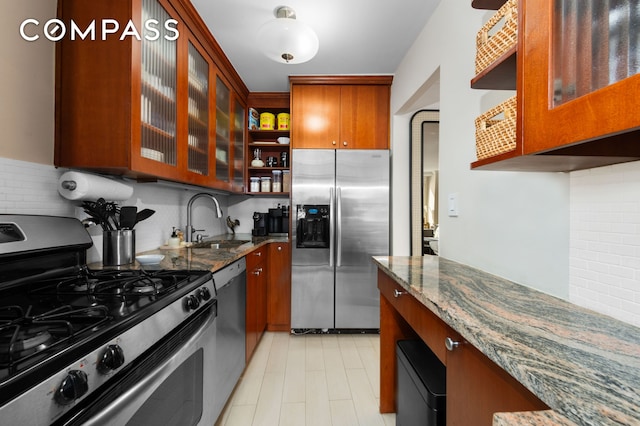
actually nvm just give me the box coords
[97,344,125,374]
[183,294,200,311]
[197,287,211,301]
[55,370,89,405]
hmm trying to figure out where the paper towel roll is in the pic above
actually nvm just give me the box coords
[58,171,134,201]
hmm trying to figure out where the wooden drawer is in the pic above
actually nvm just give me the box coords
[246,245,266,270]
[378,270,449,365]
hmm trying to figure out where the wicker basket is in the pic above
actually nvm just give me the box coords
[475,95,517,160]
[475,0,518,75]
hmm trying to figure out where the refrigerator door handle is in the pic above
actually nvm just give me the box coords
[329,187,335,268]
[336,187,342,267]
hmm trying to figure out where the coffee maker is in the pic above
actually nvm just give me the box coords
[252,212,268,236]
[253,205,289,236]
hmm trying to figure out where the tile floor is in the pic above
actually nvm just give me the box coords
[216,331,396,426]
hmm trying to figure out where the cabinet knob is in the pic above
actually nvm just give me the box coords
[332,140,337,145]
[277,246,282,251]
[252,267,263,275]
[343,141,348,146]
[255,252,262,256]
[445,337,461,351]
[393,289,406,298]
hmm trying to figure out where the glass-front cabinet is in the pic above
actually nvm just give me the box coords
[232,100,246,192]
[186,41,210,178]
[140,0,178,168]
[55,0,247,192]
[522,0,640,159]
[215,76,231,184]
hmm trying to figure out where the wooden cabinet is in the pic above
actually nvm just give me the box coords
[246,93,291,195]
[246,246,267,362]
[445,329,547,426]
[55,0,248,191]
[215,74,246,190]
[378,270,548,423]
[266,242,291,331]
[471,0,640,172]
[290,76,392,150]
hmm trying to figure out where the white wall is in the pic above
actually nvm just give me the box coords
[0,0,56,164]
[390,0,570,299]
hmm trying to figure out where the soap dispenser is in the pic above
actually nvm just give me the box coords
[168,227,181,247]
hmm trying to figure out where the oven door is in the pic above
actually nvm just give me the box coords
[56,300,217,426]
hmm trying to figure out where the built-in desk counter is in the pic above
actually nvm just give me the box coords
[374,256,640,426]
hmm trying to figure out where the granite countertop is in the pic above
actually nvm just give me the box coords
[373,256,640,426]
[90,234,289,272]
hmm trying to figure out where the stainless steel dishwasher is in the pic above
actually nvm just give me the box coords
[212,257,246,422]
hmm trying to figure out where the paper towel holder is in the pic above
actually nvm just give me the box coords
[61,180,78,191]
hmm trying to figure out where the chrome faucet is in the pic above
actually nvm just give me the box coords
[185,193,223,243]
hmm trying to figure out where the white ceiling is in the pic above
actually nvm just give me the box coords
[191,0,441,92]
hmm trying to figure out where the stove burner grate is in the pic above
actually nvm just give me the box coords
[0,304,110,375]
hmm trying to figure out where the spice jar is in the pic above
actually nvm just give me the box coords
[272,170,282,192]
[260,176,271,192]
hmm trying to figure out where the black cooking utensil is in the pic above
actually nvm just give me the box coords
[82,200,112,231]
[104,202,120,231]
[119,206,138,230]
[134,209,155,226]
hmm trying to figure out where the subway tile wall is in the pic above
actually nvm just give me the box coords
[570,160,640,327]
[0,157,75,217]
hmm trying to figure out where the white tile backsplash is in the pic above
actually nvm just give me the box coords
[570,160,640,327]
[0,157,230,263]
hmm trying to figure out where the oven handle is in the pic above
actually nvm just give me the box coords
[58,303,216,426]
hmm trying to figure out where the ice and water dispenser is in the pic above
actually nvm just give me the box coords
[295,204,330,249]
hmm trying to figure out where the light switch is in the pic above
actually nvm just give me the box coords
[448,193,459,217]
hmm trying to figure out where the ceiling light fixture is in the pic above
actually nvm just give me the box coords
[257,6,319,64]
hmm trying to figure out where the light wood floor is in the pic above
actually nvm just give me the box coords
[216,331,396,426]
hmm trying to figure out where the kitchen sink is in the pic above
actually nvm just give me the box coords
[189,239,251,249]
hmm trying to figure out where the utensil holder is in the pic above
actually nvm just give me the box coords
[103,230,135,266]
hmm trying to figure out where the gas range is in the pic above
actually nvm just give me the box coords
[0,215,215,424]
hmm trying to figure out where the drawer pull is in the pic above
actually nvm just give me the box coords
[445,337,461,351]
[393,289,407,298]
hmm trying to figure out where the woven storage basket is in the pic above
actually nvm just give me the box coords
[475,0,518,75]
[475,95,517,160]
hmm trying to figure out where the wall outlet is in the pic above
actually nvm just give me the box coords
[448,193,459,217]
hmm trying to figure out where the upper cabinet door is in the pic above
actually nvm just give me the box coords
[522,0,640,154]
[231,97,246,192]
[140,0,178,170]
[339,85,390,149]
[290,76,392,150]
[291,84,341,149]
[215,75,232,184]
[185,39,211,182]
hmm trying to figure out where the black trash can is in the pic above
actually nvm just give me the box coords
[396,339,446,426]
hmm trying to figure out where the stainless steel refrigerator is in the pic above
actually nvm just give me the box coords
[291,149,389,330]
